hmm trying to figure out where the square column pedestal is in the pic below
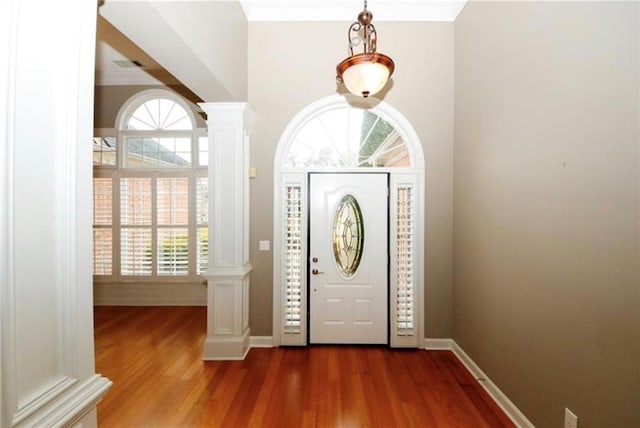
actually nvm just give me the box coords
[199,102,252,360]
[202,266,251,360]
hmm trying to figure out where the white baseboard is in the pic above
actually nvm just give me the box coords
[250,336,274,348]
[425,338,534,428]
[25,375,112,427]
[93,283,206,306]
[424,338,454,350]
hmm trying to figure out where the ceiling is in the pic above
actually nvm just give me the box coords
[95,16,180,86]
[95,0,468,87]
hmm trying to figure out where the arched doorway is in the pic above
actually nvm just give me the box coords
[272,95,425,347]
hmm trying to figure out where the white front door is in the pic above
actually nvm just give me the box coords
[309,173,388,344]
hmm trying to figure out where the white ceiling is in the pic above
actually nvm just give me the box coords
[96,0,468,87]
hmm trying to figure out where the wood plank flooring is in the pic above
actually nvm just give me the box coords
[94,306,514,428]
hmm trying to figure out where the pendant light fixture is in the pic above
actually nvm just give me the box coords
[336,0,395,98]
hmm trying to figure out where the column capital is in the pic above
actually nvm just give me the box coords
[198,102,253,131]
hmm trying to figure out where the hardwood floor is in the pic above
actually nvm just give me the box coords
[94,306,514,427]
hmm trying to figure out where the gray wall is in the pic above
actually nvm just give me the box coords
[453,2,639,427]
[93,21,456,338]
[248,21,455,337]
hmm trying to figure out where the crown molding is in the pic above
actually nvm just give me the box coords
[239,0,468,22]
[100,1,468,22]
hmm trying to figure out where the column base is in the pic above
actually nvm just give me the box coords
[203,328,250,361]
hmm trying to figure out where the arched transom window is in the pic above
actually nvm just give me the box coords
[285,107,410,168]
[126,97,193,131]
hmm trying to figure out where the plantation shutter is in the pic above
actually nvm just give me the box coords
[390,175,420,347]
[120,177,153,276]
[196,176,208,275]
[93,177,113,275]
[157,177,189,276]
[279,173,307,346]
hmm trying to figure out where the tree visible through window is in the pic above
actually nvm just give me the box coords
[93,91,208,281]
[285,108,409,168]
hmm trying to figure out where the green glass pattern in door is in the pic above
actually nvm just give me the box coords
[332,194,364,277]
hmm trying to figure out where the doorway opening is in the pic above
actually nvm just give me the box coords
[273,95,425,348]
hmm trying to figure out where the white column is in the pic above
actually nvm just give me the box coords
[1,0,111,426]
[199,103,252,360]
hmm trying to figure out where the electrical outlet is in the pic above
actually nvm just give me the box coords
[564,408,578,428]
[258,240,270,251]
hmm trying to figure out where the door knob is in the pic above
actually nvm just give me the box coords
[312,269,324,275]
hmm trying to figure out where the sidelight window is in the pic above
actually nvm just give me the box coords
[284,185,303,333]
[395,186,415,335]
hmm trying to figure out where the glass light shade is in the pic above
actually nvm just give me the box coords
[337,53,394,98]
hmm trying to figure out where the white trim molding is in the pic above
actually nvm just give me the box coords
[93,283,207,306]
[424,338,454,350]
[249,336,274,348]
[239,0,468,22]
[0,2,17,425]
[425,338,534,428]
[26,375,112,428]
[102,0,468,22]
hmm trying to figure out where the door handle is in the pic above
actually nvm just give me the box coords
[312,269,324,275]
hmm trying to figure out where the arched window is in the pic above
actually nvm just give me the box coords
[125,97,193,131]
[285,107,410,168]
[92,90,208,284]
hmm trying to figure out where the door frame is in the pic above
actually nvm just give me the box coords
[272,94,425,348]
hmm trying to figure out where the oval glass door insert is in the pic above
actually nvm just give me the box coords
[332,194,364,277]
